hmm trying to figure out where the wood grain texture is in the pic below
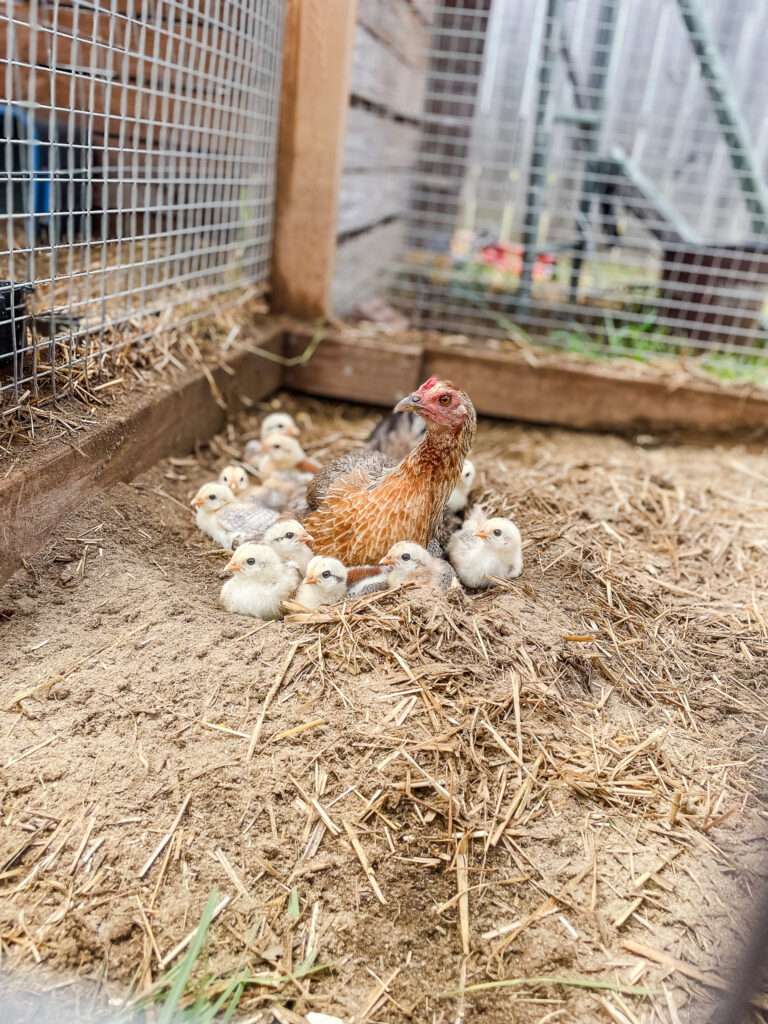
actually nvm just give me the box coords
[332,220,406,313]
[282,329,421,406]
[350,24,426,120]
[356,0,429,69]
[343,106,421,172]
[0,330,283,586]
[271,0,358,319]
[337,170,410,236]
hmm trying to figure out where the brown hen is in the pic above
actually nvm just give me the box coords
[303,378,476,565]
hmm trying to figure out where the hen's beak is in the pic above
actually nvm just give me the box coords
[303,574,318,586]
[299,529,314,543]
[394,392,421,414]
[226,560,241,572]
[474,529,490,541]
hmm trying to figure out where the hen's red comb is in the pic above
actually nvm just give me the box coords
[418,376,441,391]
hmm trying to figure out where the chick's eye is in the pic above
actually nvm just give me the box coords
[438,393,451,406]
[246,557,256,566]
[493,528,502,537]
[401,553,411,561]
[285,532,295,539]
[321,570,331,579]
[208,494,216,500]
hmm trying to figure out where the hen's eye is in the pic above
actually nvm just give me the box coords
[438,393,451,406]
[321,570,331,579]
[401,553,411,561]
[493,528,502,537]
[246,557,256,566]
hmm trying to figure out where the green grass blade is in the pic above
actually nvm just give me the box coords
[157,890,221,1024]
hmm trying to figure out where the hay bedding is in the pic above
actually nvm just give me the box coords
[1,394,767,1023]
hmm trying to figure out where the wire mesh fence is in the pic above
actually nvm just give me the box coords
[390,0,768,378]
[0,0,283,411]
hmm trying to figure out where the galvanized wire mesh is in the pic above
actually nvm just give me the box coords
[0,0,283,410]
[391,0,768,375]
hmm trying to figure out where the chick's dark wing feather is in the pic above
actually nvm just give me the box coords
[305,449,396,510]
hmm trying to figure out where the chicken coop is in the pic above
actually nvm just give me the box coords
[1,2,768,1024]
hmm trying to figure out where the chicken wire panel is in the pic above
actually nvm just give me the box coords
[0,0,283,408]
[391,0,768,369]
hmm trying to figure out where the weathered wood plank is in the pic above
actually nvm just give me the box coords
[337,169,410,236]
[0,329,283,587]
[332,220,406,312]
[356,0,429,69]
[343,106,421,172]
[272,0,358,319]
[350,24,426,120]
[283,329,421,406]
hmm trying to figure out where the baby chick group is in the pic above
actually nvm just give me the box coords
[191,410,525,620]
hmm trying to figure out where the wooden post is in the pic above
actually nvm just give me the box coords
[272,0,358,319]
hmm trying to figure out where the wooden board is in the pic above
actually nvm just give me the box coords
[337,170,410,236]
[332,219,406,313]
[343,106,421,172]
[282,329,421,406]
[271,0,358,319]
[356,0,429,69]
[350,24,426,120]
[0,329,283,586]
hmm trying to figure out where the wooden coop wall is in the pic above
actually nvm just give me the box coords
[331,0,435,314]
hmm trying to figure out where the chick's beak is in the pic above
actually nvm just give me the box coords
[191,497,205,509]
[288,425,300,437]
[226,560,240,572]
[393,392,421,414]
[299,530,314,543]
[380,555,395,566]
[303,575,318,586]
[474,530,490,541]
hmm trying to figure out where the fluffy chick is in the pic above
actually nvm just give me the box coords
[448,507,523,588]
[243,412,300,464]
[219,464,250,496]
[220,543,299,619]
[446,458,476,514]
[296,556,348,610]
[190,482,278,550]
[262,519,314,574]
[257,433,320,479]
[381,540,455,590]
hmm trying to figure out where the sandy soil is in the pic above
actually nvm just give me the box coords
[1,395,767,1023]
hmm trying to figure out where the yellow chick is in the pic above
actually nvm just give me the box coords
[296,556,348,610]
[262,519,314,574]
[243,412,300,464]
[190,482,279,550]
[447,458,476,514]
[220,543,299,619]
[380,540,456,590]
[447,507,523,588]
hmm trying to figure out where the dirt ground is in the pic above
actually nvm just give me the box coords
[2,394,767,1023]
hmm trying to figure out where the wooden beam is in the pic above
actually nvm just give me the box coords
[281,324,768,437]
[0,330,283,587]
[272,0,358,319]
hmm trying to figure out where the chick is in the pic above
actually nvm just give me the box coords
[219,464,251,497]
[381,541,456,590]
[220,543,299,619]
[296,556,348,610]
[262,519,314,574]
[257,432,320,480]
[190,482,279,550]
[447,507,523,588]
[243,412,300,464]
[447,458,476,514]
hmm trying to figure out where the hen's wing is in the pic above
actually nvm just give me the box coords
[305,449,395,511]
[366,410,425,462]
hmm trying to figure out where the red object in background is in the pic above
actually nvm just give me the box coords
[479,242,556,281]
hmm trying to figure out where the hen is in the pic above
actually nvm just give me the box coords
[303,378,476,565]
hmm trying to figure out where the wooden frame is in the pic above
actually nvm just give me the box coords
[271,0,358,319]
